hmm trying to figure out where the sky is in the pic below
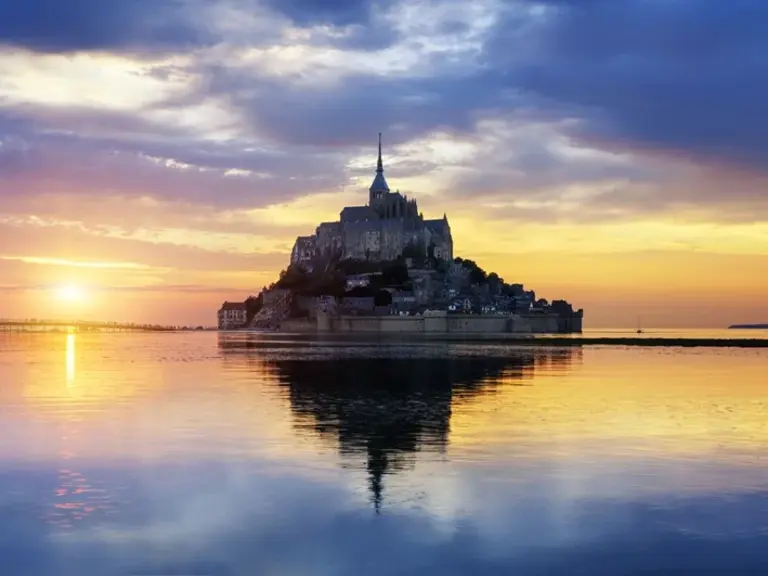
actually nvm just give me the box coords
[0,0,767,328]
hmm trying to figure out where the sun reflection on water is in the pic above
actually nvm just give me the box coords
[65,332,76,387]
[4,333,768,544]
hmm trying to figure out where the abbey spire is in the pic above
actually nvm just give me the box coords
[369,132,390,203]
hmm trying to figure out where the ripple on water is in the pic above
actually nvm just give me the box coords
[0,332,767,574]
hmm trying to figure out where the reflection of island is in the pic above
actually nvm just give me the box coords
[218,335,575,511]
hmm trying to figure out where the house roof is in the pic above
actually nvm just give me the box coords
[219,301,247,311]
[424,219,446,233]
[369,171,390,194]
[341,205,377,222]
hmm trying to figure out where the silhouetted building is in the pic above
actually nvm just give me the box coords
[290,134,453,268]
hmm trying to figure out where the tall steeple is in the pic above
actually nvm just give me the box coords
[369,132,390,204]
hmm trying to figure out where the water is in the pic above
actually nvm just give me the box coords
[571,327,768,339]
[1,331,767,575]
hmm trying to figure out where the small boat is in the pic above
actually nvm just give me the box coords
[636,316,643,334]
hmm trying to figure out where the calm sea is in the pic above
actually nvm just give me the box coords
[1,331,767,575]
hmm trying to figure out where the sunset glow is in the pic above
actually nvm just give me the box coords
[54,285,87,304]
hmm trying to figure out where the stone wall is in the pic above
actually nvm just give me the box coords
[339,218,430,261]
[339,296,375,315]
[279,318,315,333]
[424,313,447,332]
[342,221,380,260]
[316,222,343,259]
[316,312,575,334]
[447,315,510,333]
[336,316,423,333]
[557,313,583,333]
[290,236,316,269]
[511,314,559,333]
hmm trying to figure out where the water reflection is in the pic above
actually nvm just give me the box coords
[1,333,767,574]
[218,335,575,512]
[65,333,76,386]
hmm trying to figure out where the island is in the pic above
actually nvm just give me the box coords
[729,324,768,329]
[218,135,583,335]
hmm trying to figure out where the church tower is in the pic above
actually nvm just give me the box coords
[369,133,390,206]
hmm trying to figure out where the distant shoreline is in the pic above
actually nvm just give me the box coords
[728,324,768,329]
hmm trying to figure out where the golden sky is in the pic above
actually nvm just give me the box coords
[1,0,766,327]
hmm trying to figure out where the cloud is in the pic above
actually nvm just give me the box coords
[210,72,482,147]
[0,218,289,274]
[0,0,214,54]
[0,106,351,210]
[0,0,767,298]
[0,256,154,270]
[488,0,768,169]
[261,0,379,27]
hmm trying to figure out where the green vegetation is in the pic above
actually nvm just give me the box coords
[244,293,264,324]
[450,257,545,301]
[264,251,572,314]
[455,257,488,285]
[273,257,412,298]
[273,265,345,297]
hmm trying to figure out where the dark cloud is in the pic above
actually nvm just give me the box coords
[0,0,213,54]
[259,0,384,28]
[257,0,400,50]
[205,66,507,148]
[0,0,399,55]
[490,0,768,168]
[326,22,400,51]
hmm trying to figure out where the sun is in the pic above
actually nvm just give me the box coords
[55,284,87,303]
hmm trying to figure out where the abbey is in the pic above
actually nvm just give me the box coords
[291,134,453,270]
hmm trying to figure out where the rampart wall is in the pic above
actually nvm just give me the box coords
[315,311,581,334]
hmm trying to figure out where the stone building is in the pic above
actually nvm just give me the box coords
[291,134,453,269]
[290,237,316,272]
[217,302,247,330]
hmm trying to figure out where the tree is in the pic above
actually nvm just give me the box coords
[374,290,393,307]
[245,293,264,324]
[469,264,487,285]
[455,258,489,285]
[275,265,310,290]
[380,262,409,286]
[487,272,502,295]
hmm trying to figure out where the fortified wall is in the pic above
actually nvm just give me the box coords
[315,311,582,335]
